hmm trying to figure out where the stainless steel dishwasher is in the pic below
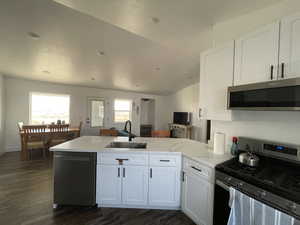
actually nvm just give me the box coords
[53,152,96,208]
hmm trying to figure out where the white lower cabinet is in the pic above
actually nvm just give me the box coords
[122,165,148,206]
[96,152,181,209]
[96,164,122,205]
[149,167,180,207]
[181,157,214,225]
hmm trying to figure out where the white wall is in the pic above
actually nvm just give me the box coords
[165,83,207,141]
[4,77,168,152]
[210,0,300,149]
[0,74,4,155]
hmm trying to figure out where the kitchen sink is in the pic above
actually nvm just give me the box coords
[106,142,147,149]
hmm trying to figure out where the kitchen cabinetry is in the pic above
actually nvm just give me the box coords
[234,22,280,85]
[96,152,181,209]
[96,164,122,205]
[199,41,234,121]
[280,12,300,80]
[122,165,148,205]
[148,154,181,207]
[181,157,214,225]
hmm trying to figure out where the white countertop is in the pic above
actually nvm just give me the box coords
[50,136,232,168]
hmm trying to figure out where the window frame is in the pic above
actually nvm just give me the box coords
[113,99,132,123]
[29,92,71,125]
[88,97,105,128]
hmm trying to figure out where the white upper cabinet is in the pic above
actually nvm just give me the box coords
[199,41,234,121]
[280,12,300,80]
[234,22,280,85]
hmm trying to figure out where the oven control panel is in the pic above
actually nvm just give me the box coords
[238,137,300,162]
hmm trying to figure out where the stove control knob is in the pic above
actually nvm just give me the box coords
[258,191,266,198]
[287,203,297,212]
[226,177,232,182]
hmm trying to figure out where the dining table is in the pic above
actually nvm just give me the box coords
[19,127,80,160]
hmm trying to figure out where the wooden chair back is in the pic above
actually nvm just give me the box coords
[48,124,69,132]
[22,125,47,144]
[17,122,24,132]
[23,125,47,133]
[78,121,83,137]
[100,129,118,136]
[152,130,171,138]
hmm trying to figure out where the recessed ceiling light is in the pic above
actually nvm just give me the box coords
[28,32,40,39]
[42,70,50,74]
[152,17,160,24]
[97,50,105,56]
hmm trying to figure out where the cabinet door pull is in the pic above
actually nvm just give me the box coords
[150,168,152,178]
[182,171,185,182]
[123,168,126,178]
[270,65,274,80]
[191,166,202,172]
[160,160,170,162]
[281,63,285,78]
[117,167,120,177]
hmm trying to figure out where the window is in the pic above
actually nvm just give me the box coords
[114,99,132,123]
[89,98,105,127]
[30,92,70,125]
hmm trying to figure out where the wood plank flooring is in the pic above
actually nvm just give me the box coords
[0,152,196,225]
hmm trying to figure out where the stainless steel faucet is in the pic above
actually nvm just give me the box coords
[124,120,134,141]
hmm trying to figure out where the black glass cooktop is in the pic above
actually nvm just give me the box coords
[216,155,300,203]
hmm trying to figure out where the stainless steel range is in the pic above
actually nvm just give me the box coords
[214,137,300,225]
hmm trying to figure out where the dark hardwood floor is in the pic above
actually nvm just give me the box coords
[0,152,195,225]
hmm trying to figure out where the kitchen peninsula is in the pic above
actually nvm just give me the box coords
[50,136,231,225]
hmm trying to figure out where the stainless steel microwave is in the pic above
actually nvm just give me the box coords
[227,78,300,111]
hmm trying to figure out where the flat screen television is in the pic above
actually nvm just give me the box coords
[173,112,189,125]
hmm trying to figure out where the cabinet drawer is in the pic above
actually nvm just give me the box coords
[149,154,181,167]
[98,153,148,166]
[183,157,213,182]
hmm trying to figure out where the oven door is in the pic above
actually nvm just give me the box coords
[213,179,231,225]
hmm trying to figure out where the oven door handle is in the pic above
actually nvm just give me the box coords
[216,180,230,192]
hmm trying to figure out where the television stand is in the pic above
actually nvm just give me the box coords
[168,123,192,139]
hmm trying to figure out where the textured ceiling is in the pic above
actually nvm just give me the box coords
[0,0,282,95]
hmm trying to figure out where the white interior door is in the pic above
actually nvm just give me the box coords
[96,165,122,205]
[84,97,105,135]
[280,12,300,79]
[121,165,148,206]
[148,167,180,207]
[234,22,280,85]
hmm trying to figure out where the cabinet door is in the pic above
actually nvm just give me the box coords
[280,13,300,79]
[182,172,213,225]
[234,22,280,85]
[199,41,234,121]
[149,167,180,207]
[122,166,148,206]
[96,165,122,205]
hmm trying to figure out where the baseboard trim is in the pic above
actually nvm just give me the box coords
[97,204,180,210]
[5,145,20,152]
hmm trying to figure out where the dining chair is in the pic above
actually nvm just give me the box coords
[99,129,118,136]
[22,125,47,160]
[78,121,83,137]
[17,122,24,132]
[151,130,171,138]
[48,124,70,147]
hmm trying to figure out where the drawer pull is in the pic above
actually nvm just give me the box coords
[123,168,126,178]
[159,160,170,162]
[191,166,202,172]
[150,168,153,178]
[117,168,120,177]
[115,158,129,165]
